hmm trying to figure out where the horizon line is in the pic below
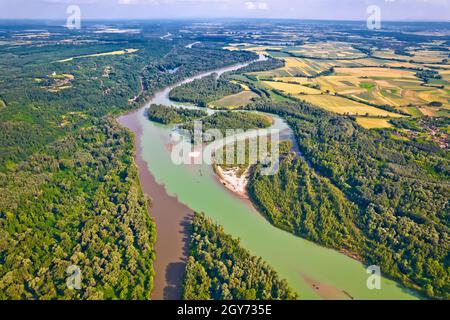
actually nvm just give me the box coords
[0,17,450,24]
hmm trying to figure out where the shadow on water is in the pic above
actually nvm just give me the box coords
[163,262,186,300]
[163,214,193,300]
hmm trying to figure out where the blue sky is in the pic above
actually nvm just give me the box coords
[0,0,449,21]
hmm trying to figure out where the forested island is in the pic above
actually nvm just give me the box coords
[169,73,243,107]
[182,111,272,137]
[147,104,207,125]
[183,213,298,300]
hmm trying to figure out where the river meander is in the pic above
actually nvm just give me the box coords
[118,58,419,300]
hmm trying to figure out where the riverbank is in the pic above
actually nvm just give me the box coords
[118,55,419,301]
[117,57,264,300]
[118,108,194,300]
[213,164,250,199]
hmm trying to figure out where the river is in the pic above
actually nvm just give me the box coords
[117,57,419,300]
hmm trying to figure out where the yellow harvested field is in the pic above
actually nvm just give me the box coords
[270,66,449,109]
[263,81,322,95]
[58,49,139,62]
[372,49,413,61]
[287,42,366,59]
[412,50,449,64]
[356,117,393,129]
[245,46,284,52]
[299,95,403,117]
[251,57,334,78]
[373,49,449,64]
[334,67,416,78]
[230,80,251,91]
[418,107,440,117]
[281,57,333,77]
[273,77,316,85]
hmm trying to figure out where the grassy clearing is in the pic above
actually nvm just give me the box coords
[418,107,440,117]
[360,82,376,91]
[356,117,393,129]
[210,91,258,109]
[400,106,423,117]
[230,80,251,91]
[58,49,139,62]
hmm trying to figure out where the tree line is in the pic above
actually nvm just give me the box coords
[183,213,298,300]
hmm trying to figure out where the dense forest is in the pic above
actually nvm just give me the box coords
[147,104,207,125]
[247,98,449,299]
[182,111,273,139]
[0,119,156,299]
[169,73,243,107]
[249,154,362,254]
[0,30,257,299]
[183,213,298,300]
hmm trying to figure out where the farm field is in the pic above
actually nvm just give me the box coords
[410,50,449,64]
[262,80,322,95]
[284,42,367,59]
[372,49,415,61]
[330,68,450,109]
[235,45,450,118]
[373,49,450,65]
[272,76,316,85]
[334,67,416,78]
[298,94,404,117]
[210,90,258,109]
[356,117,393,129]
[284,67,450,111]
[251,57,334,78]
[270,69,448,112]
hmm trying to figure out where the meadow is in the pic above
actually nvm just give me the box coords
[210,90,258,109]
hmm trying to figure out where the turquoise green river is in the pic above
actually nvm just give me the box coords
[134,59,420,300]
